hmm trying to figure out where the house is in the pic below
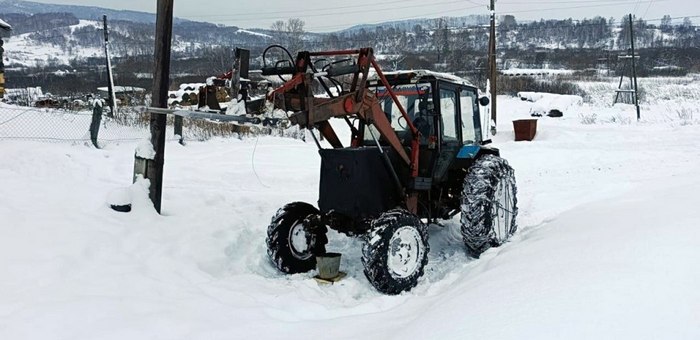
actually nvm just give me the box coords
[97,86,147,106]
[0,17,11,98]
[0,18,10,37]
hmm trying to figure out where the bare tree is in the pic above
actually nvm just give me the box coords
[271,18,306,54]
[271,20,286,33]
[431,17,449,65]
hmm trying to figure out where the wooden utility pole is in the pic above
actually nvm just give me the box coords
[148,0,174,214]
[489,0,497,134]
[103,15,117,117]
[613,14,641,120]
[629,14,641,120]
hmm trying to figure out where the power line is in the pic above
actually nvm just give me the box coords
[502,0,667,15]
[193,0,478,23]
[641,0,655,19]
[632,0,644,16]
[501,0,652,3]
[305,4,484,31]
[185,0,431,18]
[644,14,700,22]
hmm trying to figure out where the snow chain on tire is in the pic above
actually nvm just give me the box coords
[460,154,518,257]
[362,209,429,295]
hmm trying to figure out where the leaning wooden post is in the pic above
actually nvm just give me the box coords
[174,115,183,144]
[147,0,174,214]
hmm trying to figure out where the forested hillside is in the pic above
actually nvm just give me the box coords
[1,4,698,94]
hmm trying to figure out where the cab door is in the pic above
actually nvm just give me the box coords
[455,86,483,160]
[432,82,461,182]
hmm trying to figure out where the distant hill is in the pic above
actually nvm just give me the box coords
[0,0,162,23]
[340,15,490,33]
[0,0,698,91]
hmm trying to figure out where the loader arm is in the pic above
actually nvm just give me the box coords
[267,48,420,177]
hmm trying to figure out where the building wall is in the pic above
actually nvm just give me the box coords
[0,38,5,98]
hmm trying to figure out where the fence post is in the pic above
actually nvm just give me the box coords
[174,115,183,144]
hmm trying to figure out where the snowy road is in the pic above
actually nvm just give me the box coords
[1,99,699,339]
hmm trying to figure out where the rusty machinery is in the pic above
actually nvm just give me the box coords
[233,46,518,294]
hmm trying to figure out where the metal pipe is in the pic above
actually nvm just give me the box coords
[309,49,361,56]
[367,125,405,200]
[369,58,418,137]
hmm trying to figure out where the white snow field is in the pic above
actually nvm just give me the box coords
[1,94,699,339]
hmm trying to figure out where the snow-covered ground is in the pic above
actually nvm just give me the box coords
[1,92,699,339]
[3,20,104,68]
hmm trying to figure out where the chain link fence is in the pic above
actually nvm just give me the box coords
[0,104,302,146]
[0,105,149,144]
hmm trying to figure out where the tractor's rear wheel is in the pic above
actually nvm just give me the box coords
[362,209,429,295]
[266,202,328,274]
[460,155,518,257]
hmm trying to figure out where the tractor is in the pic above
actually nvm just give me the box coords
[237,47,518,294]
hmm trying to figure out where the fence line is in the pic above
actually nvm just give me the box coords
[0,105,301,146]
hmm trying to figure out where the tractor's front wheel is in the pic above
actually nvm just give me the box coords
[460,155,518,257]
[362,209,429,295]
[266,202,328,274]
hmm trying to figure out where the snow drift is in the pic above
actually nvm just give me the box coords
[0,95,699,339]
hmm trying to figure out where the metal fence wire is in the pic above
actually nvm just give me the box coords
[0,106,151,144]
[0,105,302,146]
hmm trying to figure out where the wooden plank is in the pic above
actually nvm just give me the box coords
[313,272,347,284]
[147,107,262,123]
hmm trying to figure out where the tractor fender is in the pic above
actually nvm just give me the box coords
[450,145,501,178]
[456,144,500,160]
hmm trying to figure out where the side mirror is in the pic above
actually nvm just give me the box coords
[479,96,490,106]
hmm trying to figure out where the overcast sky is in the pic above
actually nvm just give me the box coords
[29,0,697,31]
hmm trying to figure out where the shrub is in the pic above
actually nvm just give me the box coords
[497,76,585,97]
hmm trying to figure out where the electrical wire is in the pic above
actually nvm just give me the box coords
[502,0,667,15]
[641,0,656,19]
[186,0,476,23]
[186,0,433,18]
[251,134,271,188]
[305,4,484,31]
[0,109,29,125]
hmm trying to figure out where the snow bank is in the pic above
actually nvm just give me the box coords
[502,68,574,76]
[225,99,246,115]
[396,174,700,339]
[517,91,583,116]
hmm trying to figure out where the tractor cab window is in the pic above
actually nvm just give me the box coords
[366,84,434,144]
[440,88,458,143]
[460,89,478,144]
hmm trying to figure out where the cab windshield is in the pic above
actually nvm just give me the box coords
[365,84,433,144]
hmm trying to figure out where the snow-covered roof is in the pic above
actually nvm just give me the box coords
[97,86,146,93]
[370,69,477,88]
[0,18,12,31]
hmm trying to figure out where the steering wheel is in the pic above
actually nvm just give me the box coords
[397,114,407,129]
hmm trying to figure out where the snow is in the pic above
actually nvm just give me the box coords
[135,139,155,160]
[167,83,204,106]
[518,91,583,116]
[98,86,147,93]
[502,68,575,76]
[225,99,246,115]
[0,18,11,30]
[371,69,477,87]
[1,86,699,339]
[2,20,104,67]
[3,24,103,67]
[236,29,271,38]
[72,20,101,31]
